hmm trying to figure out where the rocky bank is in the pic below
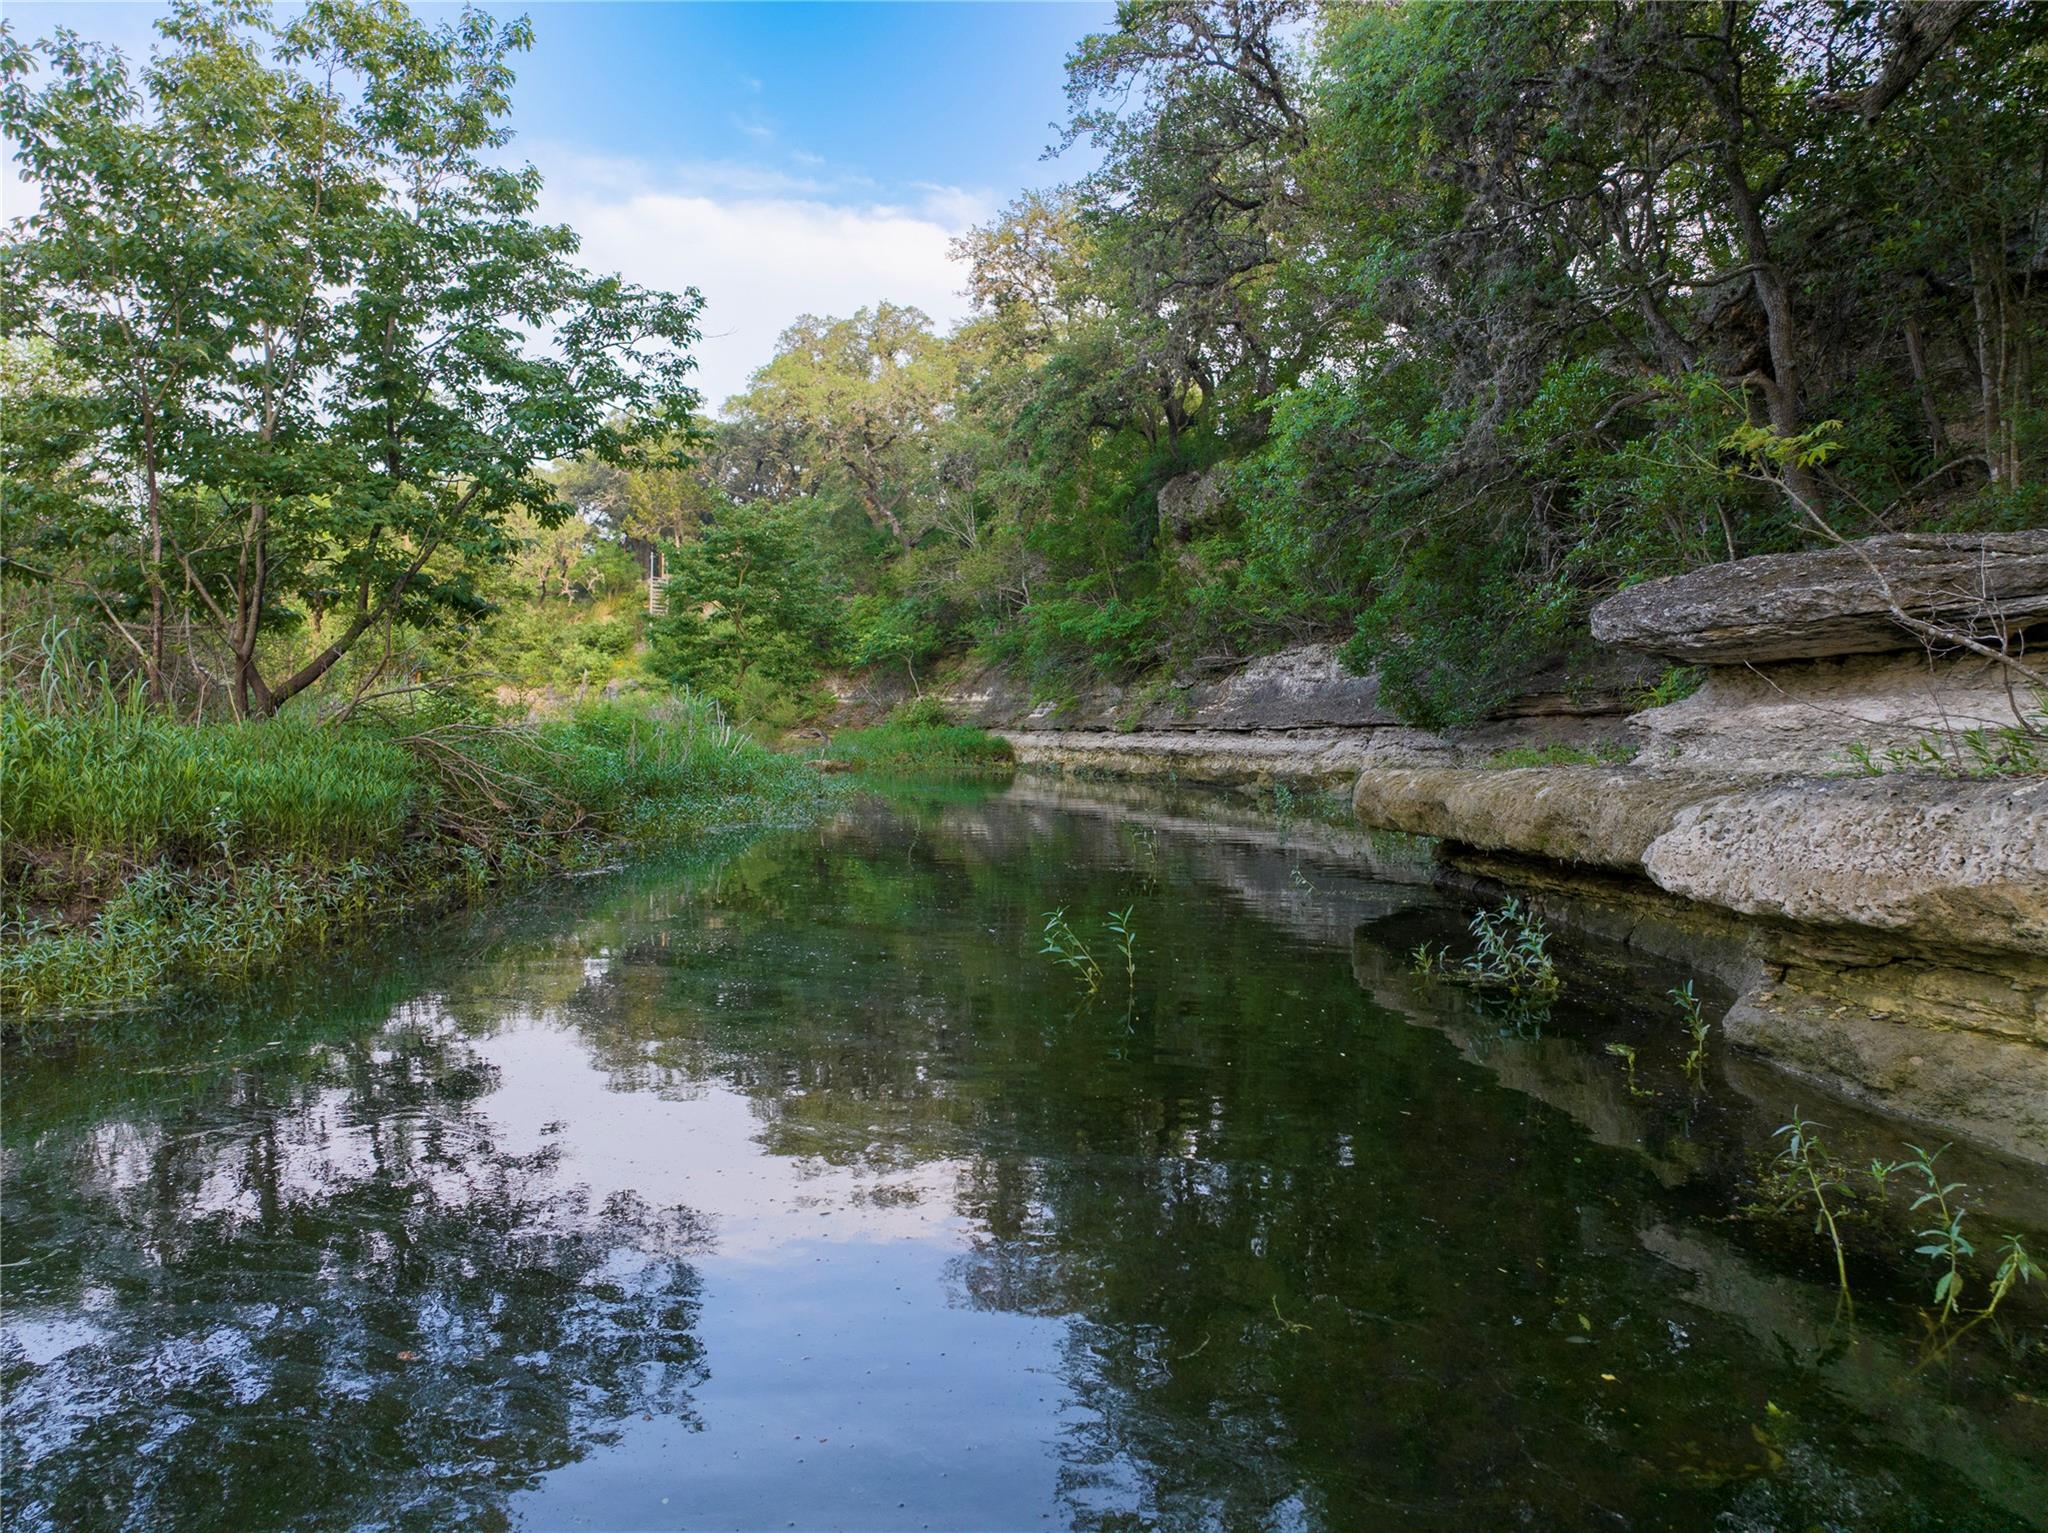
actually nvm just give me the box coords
[849,530,2048,1162]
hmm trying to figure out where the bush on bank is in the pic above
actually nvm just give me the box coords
[0,686,836,1023]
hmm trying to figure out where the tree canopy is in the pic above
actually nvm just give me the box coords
[5,0,2042,729]
[2,0,700,716]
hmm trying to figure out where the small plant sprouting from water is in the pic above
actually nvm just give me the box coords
[1672,981,1710,1082]
[1414,898,1560,1000]
[1897,1142,1973,1322]
[1605,1042,1648,1097]
[1271,781,1297,827]
[1984,1234,2041,1323]
[1106,906,1137,984]
[1040,908,1103,995]
[1744,1130,2047,1349]
[1768,1114,1854,1311]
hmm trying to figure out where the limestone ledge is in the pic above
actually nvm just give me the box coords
[1350,767,2045,958]
[1002,728,1386,791]
[1351,764,2048,1161]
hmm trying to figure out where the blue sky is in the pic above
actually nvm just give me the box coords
[1,1,1115,405]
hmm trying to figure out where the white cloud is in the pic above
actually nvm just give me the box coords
[4,132,991,416]
[536,152,992,412]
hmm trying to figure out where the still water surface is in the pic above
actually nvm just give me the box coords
[4,782,2044,1531]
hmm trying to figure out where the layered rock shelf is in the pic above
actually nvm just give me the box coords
[871,530,2048,1162]
[1355,533,2047,1161]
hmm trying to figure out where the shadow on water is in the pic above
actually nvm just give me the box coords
[3,785,2043,1531]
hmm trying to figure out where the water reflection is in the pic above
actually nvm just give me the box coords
[3,1008,711,1532]
[4,787,2044,1532]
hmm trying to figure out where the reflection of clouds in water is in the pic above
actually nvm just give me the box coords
[7,795,2043,1533]
[477,1018,969,1256]
[1,1005,716,1533]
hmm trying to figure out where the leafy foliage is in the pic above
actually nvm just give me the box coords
[5,0,2043,736]
[644,499,842,721]
[1,1,700,717]
[1,665,835,1019]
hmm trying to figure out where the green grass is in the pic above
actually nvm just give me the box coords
[2,692,417,862]
[1841,709,2047,779]
[1483,741,1638,770]
[814,721,1015,775]
[1,687,838,1024]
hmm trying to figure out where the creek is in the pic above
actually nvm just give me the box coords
[3,781,2043,1531]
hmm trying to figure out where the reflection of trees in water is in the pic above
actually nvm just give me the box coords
[12,800,2030,1531]
[2,1012,710,1533]
[597,804,2040,1533]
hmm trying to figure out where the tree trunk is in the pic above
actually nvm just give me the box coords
[1969,245,2006,484]
[230,501,272,719]
[140,407,167,709]
[1722,156,1813,505]
[1902,317,1949,460]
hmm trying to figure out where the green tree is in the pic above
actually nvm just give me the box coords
[645,500,841,709]
[725,304,959,548]
[1,0,701,717]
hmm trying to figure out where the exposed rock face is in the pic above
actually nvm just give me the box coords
[1590,531,2048,663]
[1641,776,2048,959]
[1003,729,1379,792]
[1722,984,2048,1161]
[1156,465,1230,544]
[1350,768,2047,962]
[1349,762,2048,1160]
[966,642,1398,733]
[1348,765,1742,869]
[1629,651,2026,775]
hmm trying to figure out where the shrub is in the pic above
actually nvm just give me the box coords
[889,695,954,728]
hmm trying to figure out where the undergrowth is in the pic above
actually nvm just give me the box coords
[815,712,1015,775]
[1,678,837,1024]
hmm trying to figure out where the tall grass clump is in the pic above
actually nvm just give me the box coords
[2,657,834,1025]
[2,684,417,863]
[815,715,1015,775]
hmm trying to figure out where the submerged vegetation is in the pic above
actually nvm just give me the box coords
[1758,1120,2040,1349]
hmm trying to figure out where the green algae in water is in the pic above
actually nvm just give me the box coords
[3,788,2044,1532]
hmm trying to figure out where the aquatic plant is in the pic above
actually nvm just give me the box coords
[1672,981,1710,1082]
[1604,1042,1647,1097]
[1896,1142,1973,1321]
[1039,908,1103,995]
[1411,900,1560,1004]
[1461,899,1560,997]
[1106,905,1138,984]
[1409,942,1446,977]
[1768,1114,1854,1309]
[1985,1233,2040,1320]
